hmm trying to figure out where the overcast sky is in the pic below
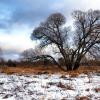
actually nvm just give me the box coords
[0,0,100,60]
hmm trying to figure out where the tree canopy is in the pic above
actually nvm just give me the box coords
[31,10,100,71]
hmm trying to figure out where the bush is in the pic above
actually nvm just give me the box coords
[6,60,16,67]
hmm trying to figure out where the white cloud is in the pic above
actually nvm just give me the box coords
[52,0,100,11]
[0,24,39,53]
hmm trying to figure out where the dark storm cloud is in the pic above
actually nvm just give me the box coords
[0,0,61,28]
[0,0,100,29]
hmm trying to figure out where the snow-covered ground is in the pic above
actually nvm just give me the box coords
[0,72,100,100]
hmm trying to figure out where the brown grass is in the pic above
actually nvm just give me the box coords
[76,96,90,100]
[69,66,100,77]
[0,65,62,74]
[94,88,100,93]
[57,82,66,89]
[58,82,74,90]
[0,65,100,75]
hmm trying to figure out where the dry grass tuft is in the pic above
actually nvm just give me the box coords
[57,82,66,89]
[76,96,90,100]
[37,71,49,75]
[60,75,67,79]
[86,89,90,92]
[57,82,74,90]
[94,88,100,93]
[48,82,56,86]
[69,73,79,77]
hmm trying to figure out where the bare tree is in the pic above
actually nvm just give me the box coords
[21,47,43,62]
[31,10,100,71]
[72,10,100,70]
[21,46,61,68]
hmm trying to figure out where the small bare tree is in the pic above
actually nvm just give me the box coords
[31,10,100,71]
[21,47,43,62]
[21,47,60,67]
[72,10,100,70]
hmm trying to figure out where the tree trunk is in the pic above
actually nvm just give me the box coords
[66,63,73,71]
[72,54,81,70]
[73,61,80,70]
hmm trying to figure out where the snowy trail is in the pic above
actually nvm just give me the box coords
[0,73,100,100]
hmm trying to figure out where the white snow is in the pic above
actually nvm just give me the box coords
[0,73,99,100]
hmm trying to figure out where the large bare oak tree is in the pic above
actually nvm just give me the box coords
[31,10,100,71]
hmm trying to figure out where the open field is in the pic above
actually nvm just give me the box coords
[0,71,100,100]
[0,65,100,75]
[0,66,100,100]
